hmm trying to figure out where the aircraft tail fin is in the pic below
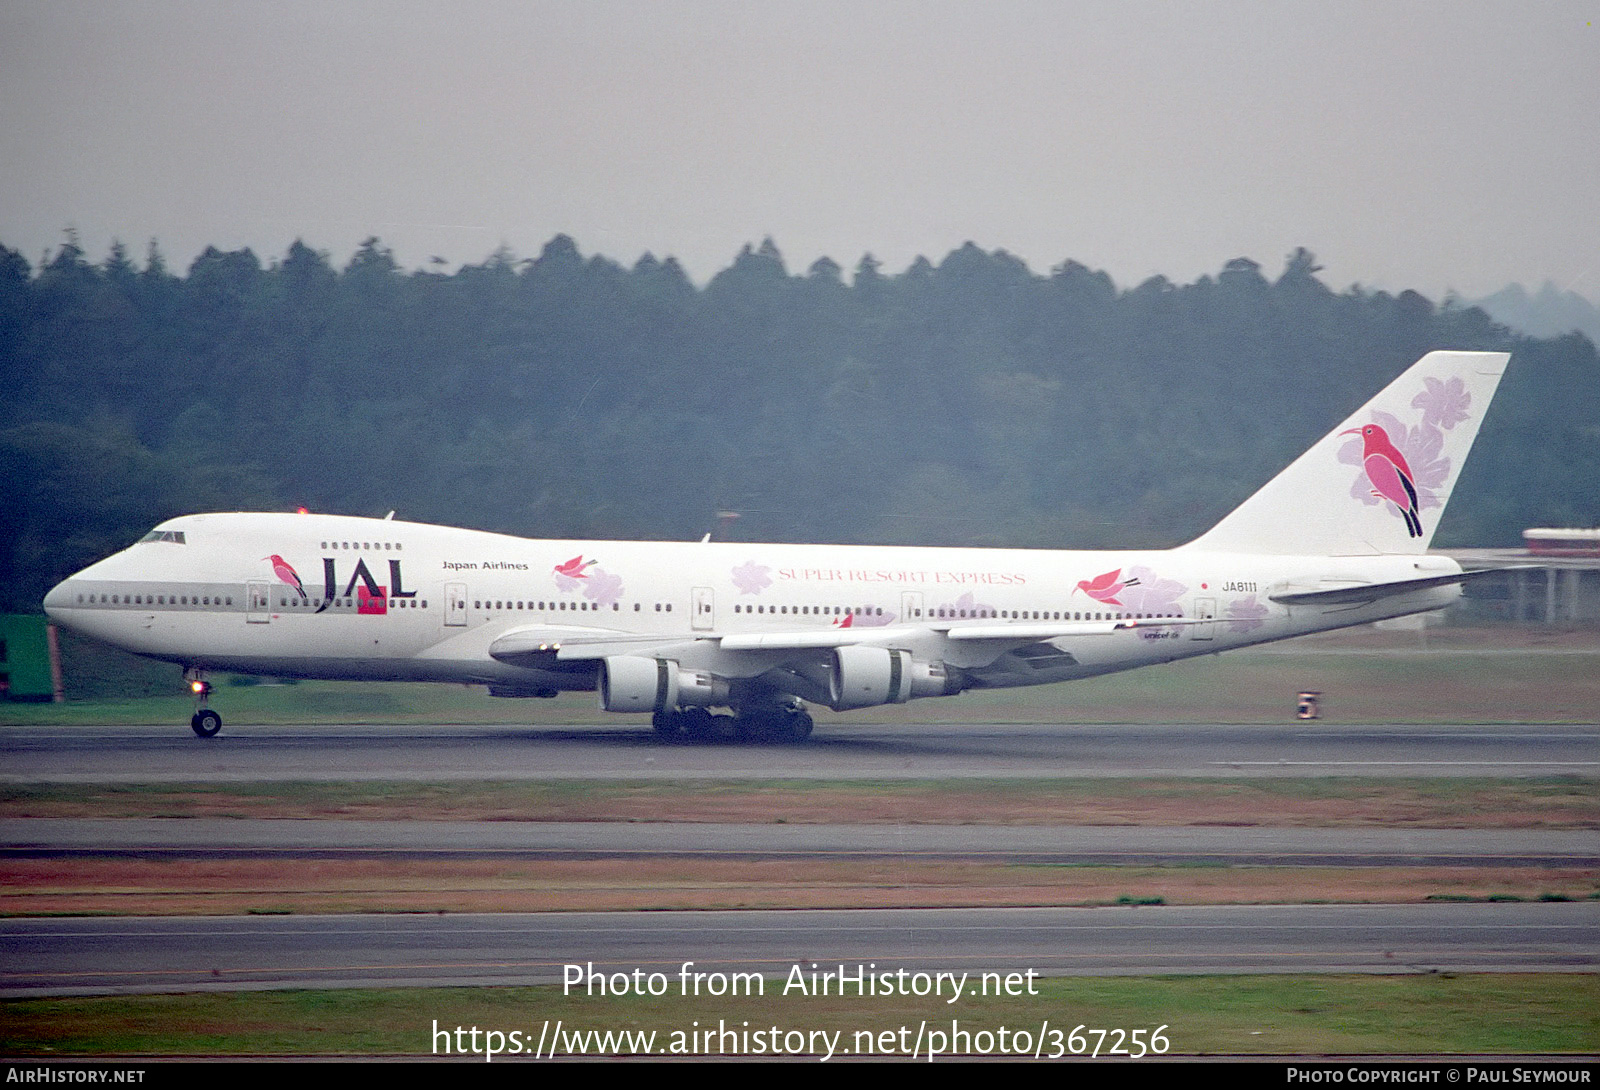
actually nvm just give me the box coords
[1181,350,1511,556]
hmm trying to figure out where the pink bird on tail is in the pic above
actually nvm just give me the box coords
[1074,568,1140,606]
[263,554,307,599]
[1343,423,1422,538]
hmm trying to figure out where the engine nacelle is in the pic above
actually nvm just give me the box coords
[828,646,961,710]
[599,656,728,713]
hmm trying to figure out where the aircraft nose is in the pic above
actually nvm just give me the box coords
[42,577,74,619]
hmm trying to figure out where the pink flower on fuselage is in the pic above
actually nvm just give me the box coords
[583,568,624,606]
[732,561,773,595]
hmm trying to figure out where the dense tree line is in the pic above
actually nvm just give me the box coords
[2,234,1597,613]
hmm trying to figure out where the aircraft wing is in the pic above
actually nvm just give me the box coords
[515,617,1208,663]
[941,617,1209,641]
[487,625,677,666]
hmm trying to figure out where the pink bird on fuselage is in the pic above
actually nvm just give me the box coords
[263,554,307,599]
[1343,423,1423,538]
[555,555,597,579]
[1074,568,1140,606]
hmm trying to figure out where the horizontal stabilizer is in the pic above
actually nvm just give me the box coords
[1268,567,1521,606]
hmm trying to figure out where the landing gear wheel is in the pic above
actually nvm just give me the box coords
[784,710,814,743]
[681,707,717,740]
[651,709,684,740]
[734,703,814,744]
[191,710,222,738]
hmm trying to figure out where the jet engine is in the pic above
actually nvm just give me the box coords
[599,656,729,713]
[828,646,962,709]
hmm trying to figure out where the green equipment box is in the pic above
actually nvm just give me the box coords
[1,614,55,700]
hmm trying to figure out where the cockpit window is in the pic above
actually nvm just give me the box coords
[137,530,187,544]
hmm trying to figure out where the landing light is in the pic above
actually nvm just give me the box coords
[190,680,212,695]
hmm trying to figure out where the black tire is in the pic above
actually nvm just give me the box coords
[651,709,683,740]
[191,710,222,738]
[784,711,814,743]
[682,707,717,739]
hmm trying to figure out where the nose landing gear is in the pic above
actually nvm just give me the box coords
[186,668,221,737]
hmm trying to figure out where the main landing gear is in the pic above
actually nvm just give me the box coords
[186,668,221,737]
[651,700,814,744]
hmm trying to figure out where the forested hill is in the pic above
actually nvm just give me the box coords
[2,236,1597,613]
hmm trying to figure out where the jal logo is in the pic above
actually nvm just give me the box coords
[267,553,416,614]
[264,555,308,599]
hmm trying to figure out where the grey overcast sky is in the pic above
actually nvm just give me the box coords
[2,0,1596,297]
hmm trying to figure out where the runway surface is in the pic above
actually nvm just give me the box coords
[4,722,1596,781]
[5,721,1594,1000]
[4,903,1594,997]
[5,818,1593,867]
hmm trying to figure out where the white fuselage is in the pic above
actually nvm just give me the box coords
[40,351,1511,728]
[43,510,1463,702]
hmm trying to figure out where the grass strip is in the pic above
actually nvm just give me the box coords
[6,860,1596,916]
[5,777,1594,827]
[5,975,1596,1057]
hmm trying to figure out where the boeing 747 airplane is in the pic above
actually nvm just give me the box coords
[44,350,1511,741]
